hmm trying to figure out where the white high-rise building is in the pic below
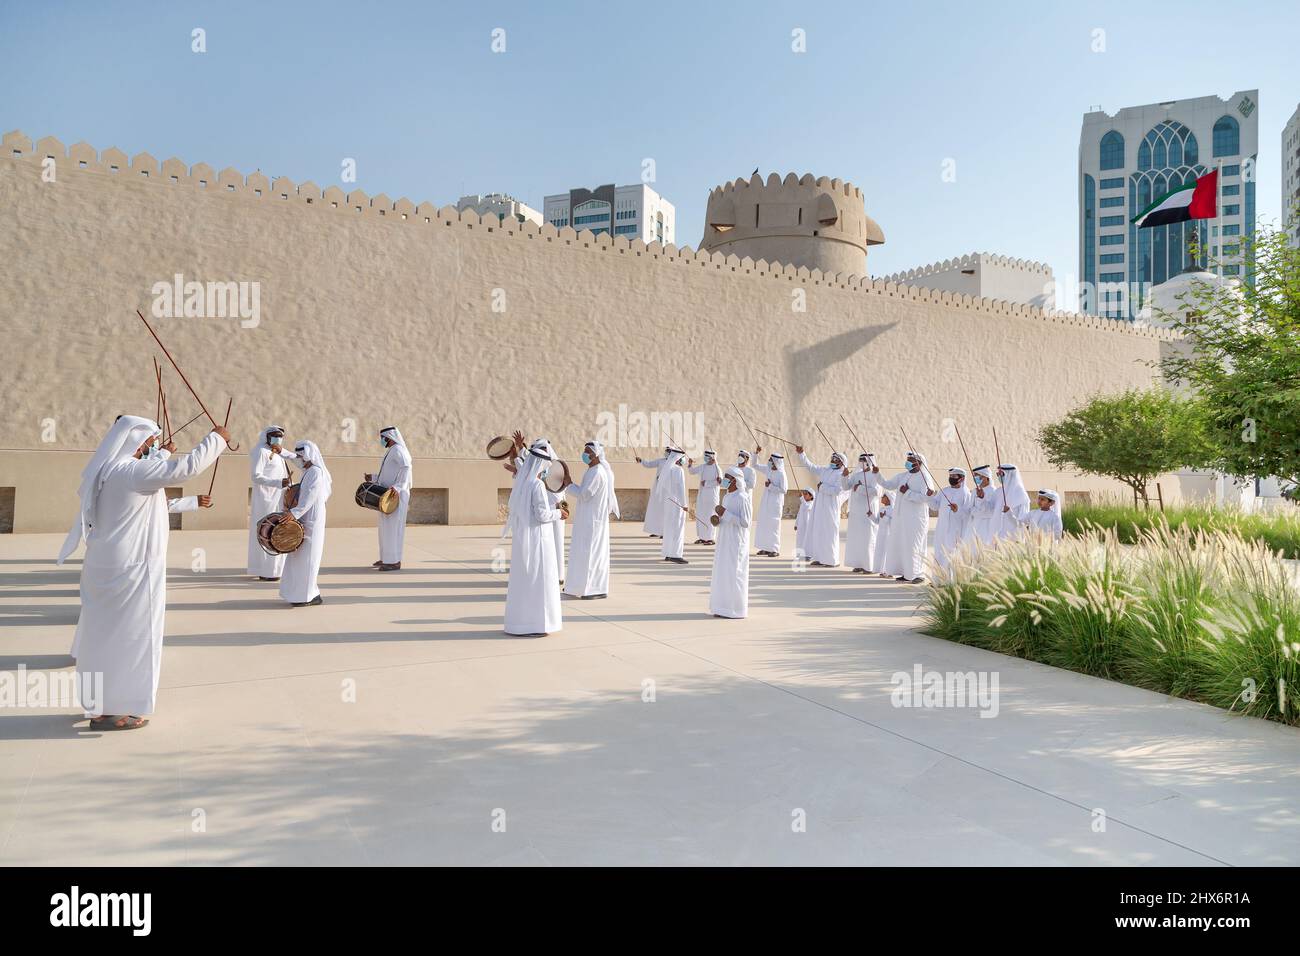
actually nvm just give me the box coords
[456,193,543,226]
[1284,103,1300,247]
[542,183,674,246]
[1078,91,1259,320]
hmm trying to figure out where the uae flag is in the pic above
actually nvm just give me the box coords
[1131,169,1218,228]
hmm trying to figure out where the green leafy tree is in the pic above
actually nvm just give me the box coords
[1159,218,1300,493]
[1037,389,1214,503]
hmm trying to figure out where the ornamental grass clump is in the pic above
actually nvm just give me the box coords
[921,520,1300,726]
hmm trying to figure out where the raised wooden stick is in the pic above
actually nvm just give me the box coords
[992,425,1007,510]
[164,410,206,445]
[206,398,233,496]
[135,309,239,450]
[953,422,976,477]
[730,401,761,449]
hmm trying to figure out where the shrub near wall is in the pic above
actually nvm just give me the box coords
[1063,500,1300,559]
[922,524,1300,726]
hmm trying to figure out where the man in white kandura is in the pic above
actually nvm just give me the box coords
[874,491,894,577]
[931,467,973,572]
[735,448,759,494]
[965,465,1001,549]
[1020,488,1064,539]
[248,424,296,581]
[843,453,881,573]
[795,487,815,561]
[688,449,722,546]
[636,445,672,538]
[281,440,332,607]
[795,445,850,567]
[995,463,1031,541]
[659,446,689,565]
[754,452,787,557]
[709,466,752,619]
[57,415,229,731]
[367,426,412,571]
[564,439,619,599]
[881,451,933,584]
[503,441,566,635]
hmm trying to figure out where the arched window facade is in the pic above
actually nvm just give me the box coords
[1130,121,1206,297]
[1212,115,1240,157]
[1099,131,1125,170]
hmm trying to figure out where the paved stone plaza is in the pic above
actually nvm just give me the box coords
[2,523,1299,866]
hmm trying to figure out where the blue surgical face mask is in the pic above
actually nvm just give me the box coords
[141,442,160,460]
[581,451,592,465]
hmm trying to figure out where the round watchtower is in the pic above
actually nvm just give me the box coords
[697,172,884,275]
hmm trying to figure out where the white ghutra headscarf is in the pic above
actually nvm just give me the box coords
[251,424,288,478]
[502,440,554,538]
[58,415,159,564]
[586,439,620,518]
[999,464,1030,512]
[293,440,334,502]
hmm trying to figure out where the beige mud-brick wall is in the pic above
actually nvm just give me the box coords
[0,131,1185,532]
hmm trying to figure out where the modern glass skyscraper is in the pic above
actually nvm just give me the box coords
[1078,91,1259,319]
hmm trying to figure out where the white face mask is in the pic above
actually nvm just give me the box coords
[737,457,746,467]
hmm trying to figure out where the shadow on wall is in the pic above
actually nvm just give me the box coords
[784,323,897,428]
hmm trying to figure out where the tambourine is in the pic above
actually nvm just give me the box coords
[543,459,571,494]
[486,435,516,460]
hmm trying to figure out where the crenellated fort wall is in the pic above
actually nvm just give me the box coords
[0,130,1186,532]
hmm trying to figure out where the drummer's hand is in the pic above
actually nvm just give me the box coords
[282,478,291,487]
[212,425,231,445]
[197,495,213,508]
[715,505,725,517]
[511,430,525,449]
[364,473,373,482]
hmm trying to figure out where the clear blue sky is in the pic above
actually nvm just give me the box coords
[3,0,1297,285]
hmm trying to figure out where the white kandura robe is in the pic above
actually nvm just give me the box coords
[844,469,882,570]
[881,471,931,579]
[798,453,849,566]
[874,498,896,575]
[549,489,567,581]
[754,466,787,554]
[965,486,1001,548]
[72,433,224,716]
[640,455,668,535]
[564,463,616,597]
[376,441,413,564]
[996,495,1032,540]
[281,465,329,604]
[795,496,814,558]
[1024,507,1064,539]
[248,445,296,577]
[689,461,722,542]
[504,478,564,634]
[932,485,973,571]
[710,488,752,618]
[659,463,687,559]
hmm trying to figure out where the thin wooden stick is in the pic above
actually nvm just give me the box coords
[730,401,761,449]
[667,497,698,523]
[154,358,162,424]
[206,398,233,496]
[838,413,867,454]
[164,410,206,445]
[953,422,976,477]
[774,436,806,495]
[755,427,798,446]
[135,309,239,450]
[813,421,836,452]
[992,426,1008,511]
